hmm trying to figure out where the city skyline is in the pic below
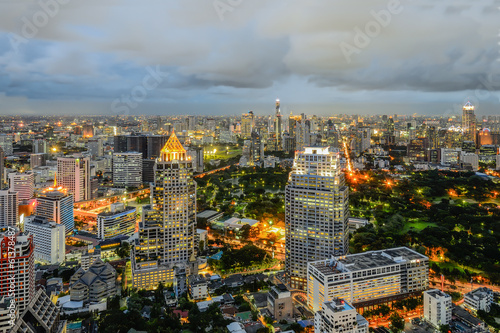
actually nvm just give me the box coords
[0,1,499,116]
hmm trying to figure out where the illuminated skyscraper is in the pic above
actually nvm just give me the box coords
[285,146,349,290]
[131,132,196,290]
[57,155,90,202]
[462,101,477,143]
[241,111,255,139]
[8,171,34,201]
[274,99,283,150]
[35,179,74,235]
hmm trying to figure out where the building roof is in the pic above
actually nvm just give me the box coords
[310,247,427,275]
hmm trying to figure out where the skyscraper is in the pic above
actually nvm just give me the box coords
[274,99,283,150]
[462,101,477,143]
[0,190,18,227]
[241,111,255,139]
[131,131,196,290]
[8,171,35,201]
[285,146,349,290]
[35,181,74,235]
[112,152,143,187]
[0,228,35,312]
[0,147,4,188]
[57,155,90,202]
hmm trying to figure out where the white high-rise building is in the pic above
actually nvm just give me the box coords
[0,228,35,312]
[112,152,143,187]
[131,132,196,290]
[423,289,452,328]
[0,190,18,227]
[314,299,368,333]
[8,171,35,201]
[24,215,65,264]
[35,183,74,235]
[285,146,349,290]
[57,155,90,202]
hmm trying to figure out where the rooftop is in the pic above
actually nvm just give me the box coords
[310,247,427,275]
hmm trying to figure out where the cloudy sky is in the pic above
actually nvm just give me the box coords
[0,0,499,116]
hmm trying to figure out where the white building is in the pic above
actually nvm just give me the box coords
[57,155,91,202]
[97,202,136,240]
[8,171,34,201]
[285,146,349,290]
[464,287,493,313]
[423,289,452,328]
[314,299,368,333]
[460,153,479,171]
[0,190,18,227]
[440,148,461,166]
[307,247,429,312]
[112,151,143,187]
[24,215,65,264]
[188,275,208,300]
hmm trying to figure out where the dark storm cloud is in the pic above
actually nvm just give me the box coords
[0,0,498,115]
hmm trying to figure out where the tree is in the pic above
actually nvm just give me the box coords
[389,313,405,332]
[285,322,304,333]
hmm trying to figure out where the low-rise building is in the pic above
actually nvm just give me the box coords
[70,258,116,304]
[307,247,429,312]
[97,203,136,240]
[188,275,209,300]
[267,284,293,321]
[423,289,452,328]
[464,287,493,313]
[314,299,369,333]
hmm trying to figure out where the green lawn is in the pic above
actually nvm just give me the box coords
[402,221,437,233]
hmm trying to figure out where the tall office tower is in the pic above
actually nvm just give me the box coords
[112,152,143,187]
[274,99,283,151]
[8,171,34,201]
[0,228,35,312]
[30,153,46,169]
[187,115,196,131]
[206,118,216,132]
[24,216,65,264]
[0,147,4,188]
[57,155,90,202]
[131,131,196,290]
[462,101,477,144]
[36,182,74,235]
[0,190,18,227]
[285,146,349,290]
[0,135,13,156]
[241,111,255,139]
[87,139,103,158]
[32,139,47,154]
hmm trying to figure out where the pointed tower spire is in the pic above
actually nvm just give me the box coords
[160,130,187,162]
